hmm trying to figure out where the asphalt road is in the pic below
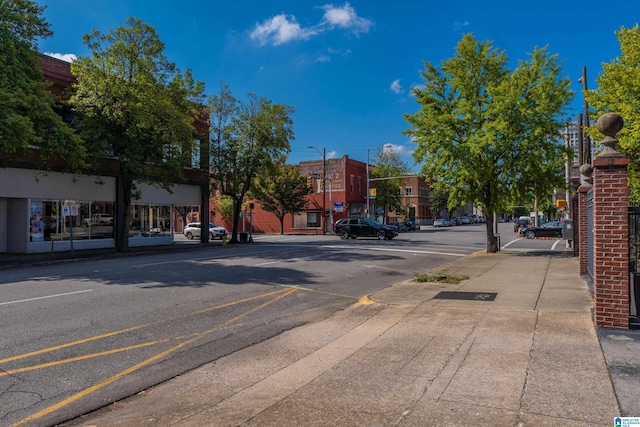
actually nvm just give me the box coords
[1,222,567,426]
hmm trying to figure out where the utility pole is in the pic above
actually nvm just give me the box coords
[579,66,591,163]
[308,146,327,234]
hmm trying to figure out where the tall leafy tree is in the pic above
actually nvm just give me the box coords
[370,149,411,223]
[405,34,573,252]
[69,17,205,252]
[209,85,294,243]
[252,163,311,234]
[586,25,640,203]
[0,0,84,167]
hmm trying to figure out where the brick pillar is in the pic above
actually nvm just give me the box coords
[592,113,630,328]
[578,164,593,276]
[578,186,590,275]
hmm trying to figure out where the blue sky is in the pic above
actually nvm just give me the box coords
[35,0,640,171]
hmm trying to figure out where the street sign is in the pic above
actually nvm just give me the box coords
[334,202,344,213]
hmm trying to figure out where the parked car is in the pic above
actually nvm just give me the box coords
[335,218,398,240]
[83,213,113,227]
[404,220,420,231]
[433,218,451,228]
[390,222,408,232]
[459,216,471,224]
[514,217,531,232]
[183,222,228,240]
[521,221,564,239]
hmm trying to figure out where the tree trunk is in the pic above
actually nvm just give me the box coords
[115,163,131,253]
[230,197,243,243]
[485,219,498,253]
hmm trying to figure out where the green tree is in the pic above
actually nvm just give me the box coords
[370,149,411,223]
[586,24,640,203]
[428,181,452,219]
[213,195,234,222]
[69,17,205,252]
[0,0,84,168]
[209,85,294,243]
[252,163,311,234]
[405,34,573,252]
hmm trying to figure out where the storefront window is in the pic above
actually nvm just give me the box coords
[30,200,114,242]
[129,203,171,238]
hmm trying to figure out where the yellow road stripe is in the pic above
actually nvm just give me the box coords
[0,325,148,365]
[221,288,298,327]
[193,288,291,314]
[4,289,290,366]
[15,289,299,425]
[0,339,168,377]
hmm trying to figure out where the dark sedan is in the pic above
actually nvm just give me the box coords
[521,221,564,239]
[335,218,398,240]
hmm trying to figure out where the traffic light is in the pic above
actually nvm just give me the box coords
[320,180,324,190]
[307,176,313,188]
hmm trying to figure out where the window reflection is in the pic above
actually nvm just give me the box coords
[129,203,171,237]
[30,200,114,241]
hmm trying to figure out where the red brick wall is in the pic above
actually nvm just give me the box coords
[592,156,630,328]
[39,54,75,99]
[578,185,590,276]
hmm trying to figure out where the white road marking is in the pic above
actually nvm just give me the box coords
[0,289,93,306]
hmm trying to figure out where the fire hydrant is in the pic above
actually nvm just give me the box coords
[222,234,227,246]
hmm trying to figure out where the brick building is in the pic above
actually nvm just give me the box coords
[216,155,368,235]
[0,55,207,253]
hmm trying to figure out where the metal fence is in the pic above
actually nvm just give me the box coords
[628,206,640,327]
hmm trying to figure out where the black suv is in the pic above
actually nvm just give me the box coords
[335,218,398,240]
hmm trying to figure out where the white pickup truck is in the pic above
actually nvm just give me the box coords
[83,213,113,227]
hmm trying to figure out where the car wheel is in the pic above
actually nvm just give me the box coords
[185,232,194,240]
[339,229,349,240]
[525,230,536,239]
[210,232,215,240]
[377,230,386,240]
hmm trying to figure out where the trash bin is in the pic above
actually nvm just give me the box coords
[239,232,248,243]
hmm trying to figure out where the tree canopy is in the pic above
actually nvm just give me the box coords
[370,148,411,223]
[0,0,84,168]
[405,34,573,252]
[585,24,640,202]
[252,163,311,234]
[69,17,205,251]
[209,83,294,243]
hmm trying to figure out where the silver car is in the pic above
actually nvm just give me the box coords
[183,222,228,240]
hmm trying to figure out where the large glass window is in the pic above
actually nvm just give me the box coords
[30,200,114,242]
[129,203,172,238]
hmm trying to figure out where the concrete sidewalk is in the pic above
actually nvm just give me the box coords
[61,250,640,427]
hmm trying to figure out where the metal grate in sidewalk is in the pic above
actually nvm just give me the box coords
[433,291,497,301]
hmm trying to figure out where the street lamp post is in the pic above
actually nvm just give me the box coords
[308,146,326,234]
[311,173,333,235]
[366,147,380,218]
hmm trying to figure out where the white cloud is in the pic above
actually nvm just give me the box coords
[453,21,469,31]
[44,52,77,62]
[320,2,372,35]
[390,79,403,94]
[250,14,319,46]
[327,150,338,159]
[250,3,372,47]
[383,143,413,157]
